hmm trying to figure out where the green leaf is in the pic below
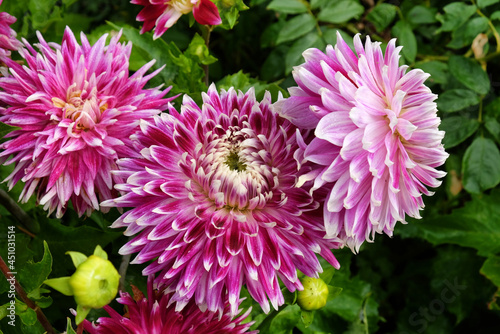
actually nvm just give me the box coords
[407,5,438,25]
[481,256,500,287]
[66,251,88,268]
[215,0,249,30]
[317,0,364,24]
[449,55,490,95]
[301,310,314,327]
[366,4,397,32]
[0,122,20,140]
[392,20,417,63]
[18,241,52,293]
[276,13,316,45]
[15,301,37,327]
[485,116,500,144]
[477,0,500,8]
[93,245,108,260]
[267,0,308,14]
[447,17,489,49]
[435,2,477,33]
[285,32,324,74]
[28,0,59,29]
[66,317,77,334]
[271,304,301,333]
[462,137,500,194]
[439,116,479,149]
[414,189,500,256]
[437,89,479,112]
[319,266,336,285]
[43,277,73,296]
[63,0,79,6]
[310,0,329,10]
[75,304,90,325]
[185,34,218,65]
[217,71,286,102]
[326,286,343,301]
[261,45,288,81]
[415,60,448,85]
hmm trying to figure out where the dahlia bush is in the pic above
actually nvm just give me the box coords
[1,1,499,334]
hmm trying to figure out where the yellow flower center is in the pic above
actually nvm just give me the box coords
[168,0,194,14]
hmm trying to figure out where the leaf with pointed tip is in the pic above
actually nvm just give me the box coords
[66,251,88,268]
[44,277,73,296]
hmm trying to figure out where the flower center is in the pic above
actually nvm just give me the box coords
[52,85,107,131]
[168,0,194,14]
[225,151,246,172]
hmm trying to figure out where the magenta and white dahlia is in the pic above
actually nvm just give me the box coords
[276,32,448,252]
[0,0,22,58]
[103,84,341,316]
[0,27,173,218]
[83,276,256,334]
[131,0,222,39]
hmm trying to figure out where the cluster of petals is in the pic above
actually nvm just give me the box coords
[0,26,173,218]
[103,84,341,316]
[131,0,222,39]
[0,0,22,58]
[276,32,448,251]
[83,276,255,334]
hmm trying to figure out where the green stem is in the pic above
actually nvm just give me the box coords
[478,98,483,123]
[202,25,213,87]
[474,4,500,52]
[0,189,39,234]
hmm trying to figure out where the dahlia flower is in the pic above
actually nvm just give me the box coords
[277,32,448,251]
[131,0,222,39]
[0,0,22,58]
[103,85,341,316]
[0,27,173,218]
[83,276,255,334]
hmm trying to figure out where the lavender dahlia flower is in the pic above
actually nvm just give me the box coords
[277,32,448,252]
[83,277,255,334]
[131,0,222,39]
[0,0,22,58]
[0,27,173,218]
[103,85,341,315]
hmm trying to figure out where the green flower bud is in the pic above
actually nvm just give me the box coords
[297,277,329,311]
[68,255,120,309]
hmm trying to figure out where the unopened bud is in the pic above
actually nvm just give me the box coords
[297,277,329,311]
[69,255,120,308]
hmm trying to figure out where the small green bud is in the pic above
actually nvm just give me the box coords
[68,255,120,309]
[297,277,329,311]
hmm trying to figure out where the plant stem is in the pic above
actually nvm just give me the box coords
[203,25,213,87]
[118,253,131,292]
[0,189,39,234]
[77,322,84,334]
[475,6,500,52]
[0,255,55,334]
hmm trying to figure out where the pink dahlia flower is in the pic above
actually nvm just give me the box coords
[83,276,255,334]
[0,27,173,218]
[276,32,448,252]
[103,84,341,316]
[0,1,22,58]
[131,0,222,39]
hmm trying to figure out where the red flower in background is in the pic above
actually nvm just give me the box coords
[131,0,222,39]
